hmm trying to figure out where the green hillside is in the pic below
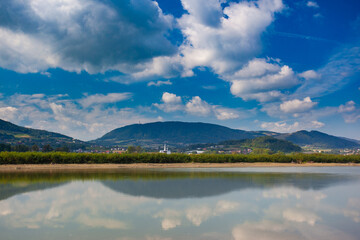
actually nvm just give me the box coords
[94,121,269,146]
[276,130,359,149]
[187,136,302,153]
[0,119,84,147]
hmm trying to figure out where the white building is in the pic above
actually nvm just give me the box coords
[159,144,171,154]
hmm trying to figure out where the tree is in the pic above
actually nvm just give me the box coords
[127,146,136,153]
[13,144,30,152]
[55,146,70,152]
[31,145,40,152]
[0,143,11,152]
[42,144,53,152]
[135,146,142,153]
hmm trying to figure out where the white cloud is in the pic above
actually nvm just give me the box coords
[232,221,302,240]
[154,92,183,112]
[243,91,284,102]
[0,0,176,75]
[261,120,324,132]
[338,101,360,123]
[185,201,239,226]
[338,101,356,113]
[213,107,240,120]
[77,214,128,229]
[0,106,18,121]
[154,93,241,120]
[295,46,360,98]
[299,70,321,80]
[79,93,132,108]
[161,92,182,104]
[232,218,355,240]
[263,187,326,201]
[185,96,212,116]
[0,181,153,230]
[307,1,319,8]
[154,209,182,230]
[229,59,298,101]
[280,97,317,113]
[0,93,161,140]
[214,200,239,214]
[150,0,291,102]
[282,208,320,226]
[178,0,284,75]
[147,80,173,87]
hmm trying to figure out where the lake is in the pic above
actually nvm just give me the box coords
[0,167,359,240]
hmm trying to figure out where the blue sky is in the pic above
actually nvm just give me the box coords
[0,0,359,140]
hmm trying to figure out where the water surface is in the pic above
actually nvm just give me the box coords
[0,167,359,240]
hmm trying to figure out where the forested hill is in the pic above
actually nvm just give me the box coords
[0,119,84,147]
[94,121,271,146]
[276,130,360,148]
[220,136,302,153]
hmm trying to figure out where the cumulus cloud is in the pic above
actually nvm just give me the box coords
[307,1,319,8]
[232,218,355,240]
[154,93,241,120]
[0,181,153,230]
[154,209,182,230]
[147,80,173,87]
[261,120,324,132]
[186,201,239,226]
[213,107,241,120]
[338,101,356,113]
[0,106,18,121]
[0,93,161,140]
[79,93,132,108]
[153,92,184,112]
[178,0,284,75]
[299,70,321,80]
[0,0,176,74]
[77,214,128,229]
[263,187,326,201]
[280,97,317,113]
[282,208,320,226]
[338,101,360,123]
[229,59,298,101]
[185,96,212,116]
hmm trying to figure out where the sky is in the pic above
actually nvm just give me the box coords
[0,0,359,141]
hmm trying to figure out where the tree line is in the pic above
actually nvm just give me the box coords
[0,152,359,164]
[0,143,70,153]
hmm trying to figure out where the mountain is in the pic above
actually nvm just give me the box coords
[95,121,360,149]
[2,119,358,150]
[0,119,85,147]
[276,130,360,149]
[219,136,302,153]
[94,121,271,146]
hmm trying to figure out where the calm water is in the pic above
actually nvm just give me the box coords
[0,167,360,240]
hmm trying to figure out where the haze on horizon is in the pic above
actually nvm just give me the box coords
[0,0,359,141]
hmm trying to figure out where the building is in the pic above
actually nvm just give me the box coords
[159,144,171,154]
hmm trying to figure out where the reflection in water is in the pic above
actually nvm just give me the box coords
[0,167,359,240]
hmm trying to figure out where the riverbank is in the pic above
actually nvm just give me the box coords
[0,162,359,172]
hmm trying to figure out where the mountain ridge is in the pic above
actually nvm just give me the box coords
[276,130,360,149]
[94,121,360,149]
[1,119,359,149]
[0,119,85,147]
[94,121,273,146]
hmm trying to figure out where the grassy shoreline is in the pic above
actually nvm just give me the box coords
[0,152,359,166]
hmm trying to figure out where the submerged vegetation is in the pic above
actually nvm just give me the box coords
[0,152,359,164]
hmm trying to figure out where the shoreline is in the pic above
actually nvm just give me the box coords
[0,162,359,172]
